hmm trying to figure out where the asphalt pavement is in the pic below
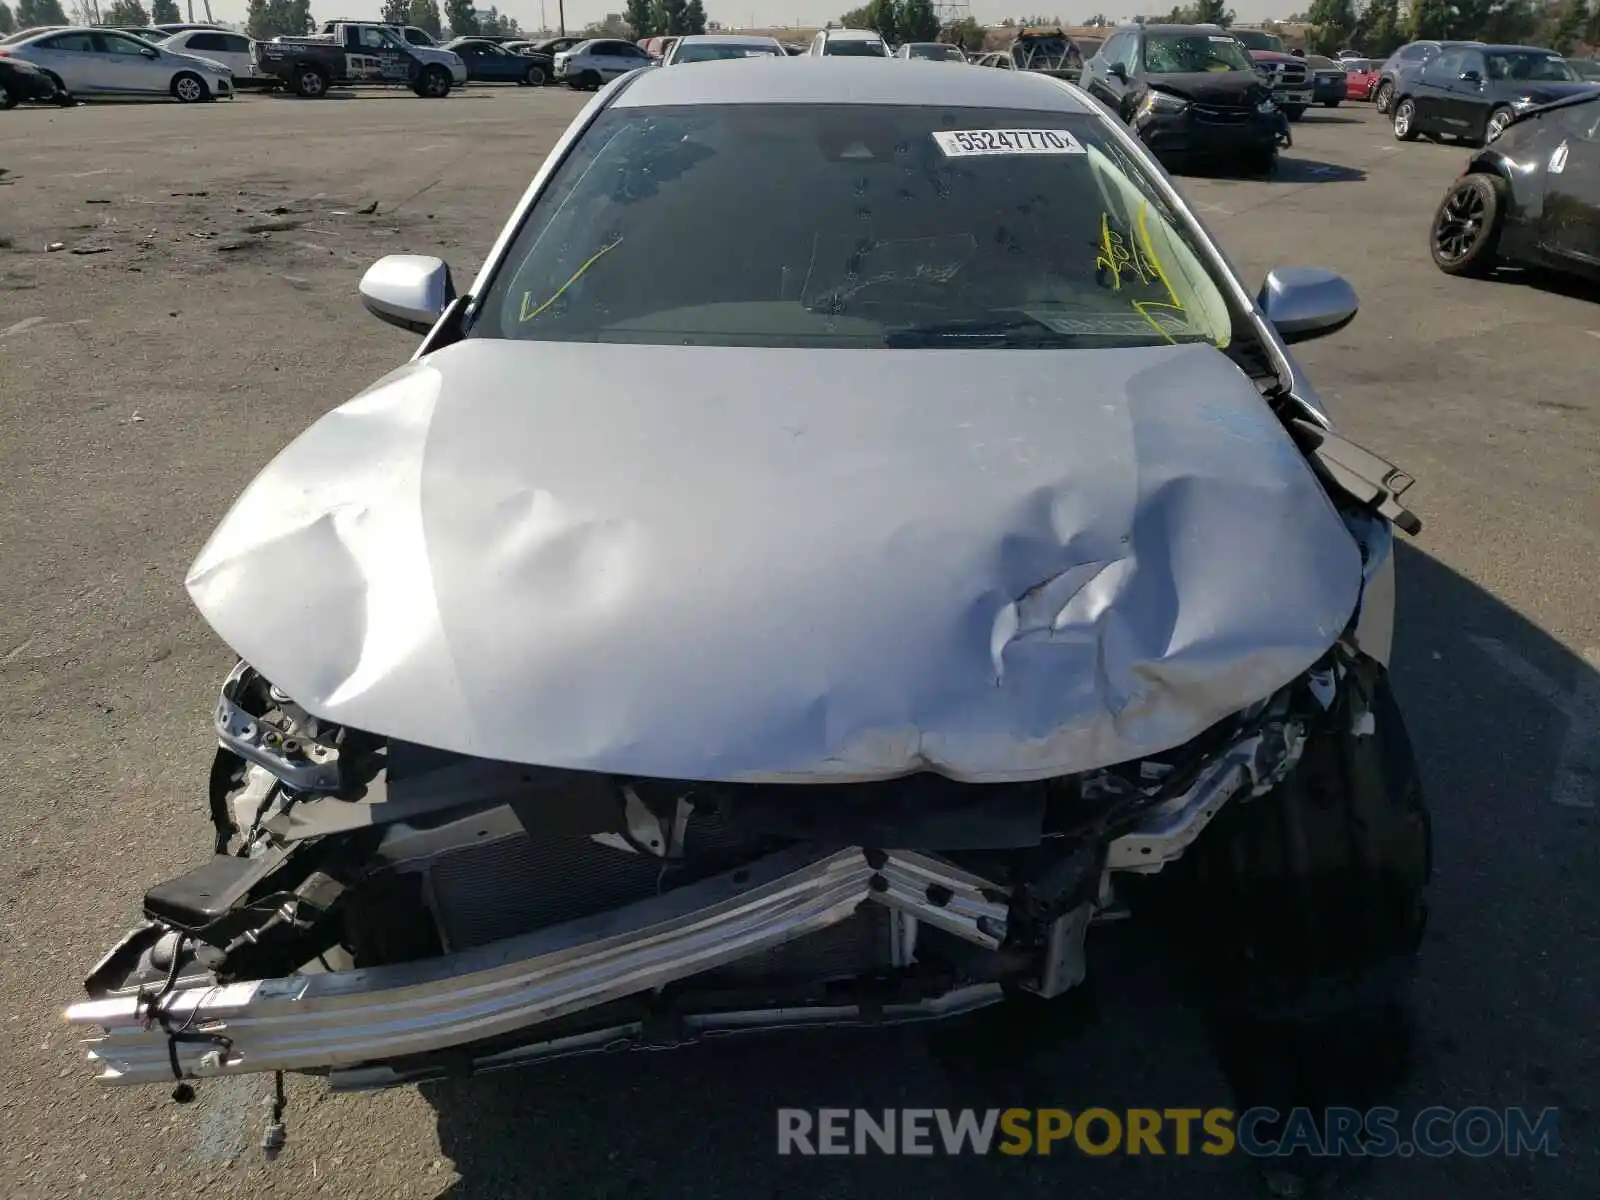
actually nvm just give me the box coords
[0,88,1596,1200]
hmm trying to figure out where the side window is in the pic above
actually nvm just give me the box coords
[99,34,152,55]
[223,35,250,53]
[361,28,387,50]
[188,33,224,51]
[1424,49,1465,81]
[43,32,97,52]
[1400,44,1428,62]
[1113,34,1137,70]
[1460,51,1486,79]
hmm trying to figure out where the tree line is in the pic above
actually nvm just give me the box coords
[835,0,943,43]
[623,0,708,39]
[1300,0,1599,58]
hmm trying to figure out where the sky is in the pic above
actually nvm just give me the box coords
[186,0,1297,35]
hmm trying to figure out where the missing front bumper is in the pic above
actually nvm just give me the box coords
[65,845,1012,1085]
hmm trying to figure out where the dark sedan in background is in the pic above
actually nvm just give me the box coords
[1392,44,1598,146]
[1306,53,1347,106]
[1374,38,1483,113]
[1429,89,1600,280]
[443,36,553,85]
[0,54,59,107]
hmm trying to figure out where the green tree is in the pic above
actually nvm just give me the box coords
[1409,0,1457,39]
[1304,0,1355,54]
[280,0,313,34]
[1354,0,1403,55]
[656,0,686,33]
[443,0,478,36]
[897,0,938,40]
[1548,0,1588,51]
[381,0,408,23]
[17,0,68,23]
[683,0,704,33]
[0,0,12,30]
[1187,0,1234,25]
[839,5,868,26]
[945,14,982,49]
[862,0,897,39]
[407,0,442,37]
[625,0,653,36]
[105,0,148,21]
[150,0,176,18]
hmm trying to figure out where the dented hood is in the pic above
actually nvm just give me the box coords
[187,339,1362,783]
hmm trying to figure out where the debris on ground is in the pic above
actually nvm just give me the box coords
[357,200,379,215]
[47,242,65,252]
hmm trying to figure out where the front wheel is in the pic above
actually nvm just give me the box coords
[44,72,73,105]
[414,65,451,97]
[294,65,328,98]
[1239,147,1278,177]
[1484,105,1514,144]
[1430,172,1507,277]
[1321,98,1340,108]
[523,63,547,86]
[1392,97,1419,141]
[1162,662,1432,1020]
[1283,104,1305,122]
[1374,79,1394,114]
[171,71,208,103]
[0,81,15,111]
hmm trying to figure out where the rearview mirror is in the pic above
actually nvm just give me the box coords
[1257,267,1358,344]
[359,254,456,334]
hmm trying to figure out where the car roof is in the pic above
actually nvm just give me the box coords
[675,34,780,44]
[825,28,884,39]
[1477,44,1568,53]
[613,55,1095,111]
[1117,23,1217,34]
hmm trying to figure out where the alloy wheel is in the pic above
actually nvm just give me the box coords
[1486,109,1512,142]
[1432,184,1486,263]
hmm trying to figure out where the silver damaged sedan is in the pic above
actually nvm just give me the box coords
[68,60,1431,1134]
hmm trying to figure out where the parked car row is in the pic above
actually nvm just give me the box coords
[0,25,235,103]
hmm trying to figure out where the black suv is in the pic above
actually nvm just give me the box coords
[1080,23,1286,174]
[1373,39,1485,114]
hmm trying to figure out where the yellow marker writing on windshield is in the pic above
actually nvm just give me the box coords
[1129,201,1186,344]
[519,235,624,323]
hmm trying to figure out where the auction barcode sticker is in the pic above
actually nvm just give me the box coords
[931,129,1086,157]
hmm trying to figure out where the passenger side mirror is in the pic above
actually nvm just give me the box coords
[1108,62,1127,82]
[1459,69,1481,82]
[142,47,158,57]
[1257,267,1358,344]
[358,254,456,334]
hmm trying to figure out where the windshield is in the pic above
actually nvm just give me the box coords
[471,103,1236,351]
[1144,33,1255,74]
[1229,29,1283,52]
[908,43,964,60]
[676,42,783,61]
[825,38,887,56]
[1570,59,1600,80]
[1485,51,1579,82]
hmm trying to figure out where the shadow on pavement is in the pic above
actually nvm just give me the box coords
[1494,264,1600,305]
[1271,157,1368,183]
[420,540,1595,1200]
[1297,111,1367,124]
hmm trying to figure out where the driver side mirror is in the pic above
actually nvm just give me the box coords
[1108,62,1128,82]
[1257,267,1358,345]
[359,254,456,334]
[1459,69,1481,83]
[142,47,159,57]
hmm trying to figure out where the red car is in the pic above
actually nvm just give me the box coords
[1343,58,1380,100]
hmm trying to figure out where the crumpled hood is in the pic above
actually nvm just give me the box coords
[187,340,1362,784]
[1151,72,1268,106]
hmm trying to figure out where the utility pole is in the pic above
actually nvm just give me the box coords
[558,0,565,35]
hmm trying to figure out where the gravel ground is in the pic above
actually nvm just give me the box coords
[1,90,1596,1200]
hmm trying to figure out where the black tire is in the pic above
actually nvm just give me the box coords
[1483,105,1514,145]
[1392,96,1419,141]
[1430,172,1508,277]
[1321,98,1339,107]
[294,65,328,98]
[579,69,601,91]
[1161,662,1432,1021]
[1283,104,1305,122]
[171,71,208,103]
[523,63,547,86]
[44,72,73,106]
[1373,78,1394,114]
[0,81,15,111]
[414,64,451,98]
